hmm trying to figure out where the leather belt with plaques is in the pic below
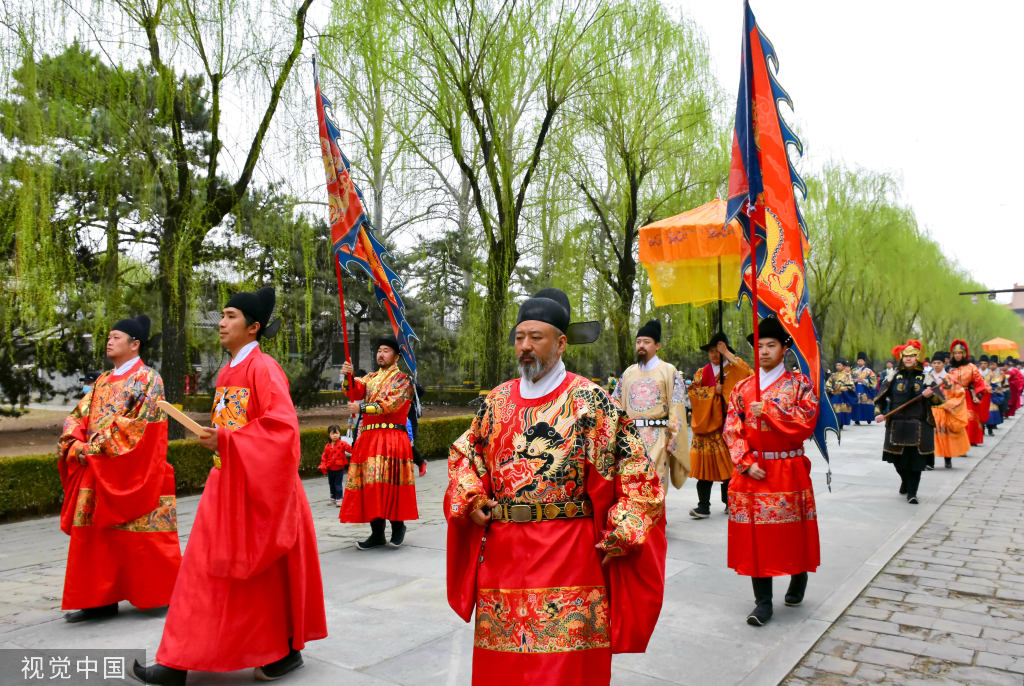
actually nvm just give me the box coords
[491,499,594,523]
[362,423,405,431]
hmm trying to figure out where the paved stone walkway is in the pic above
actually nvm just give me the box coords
[785,417,1024,686]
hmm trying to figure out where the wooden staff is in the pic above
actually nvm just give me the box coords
[882,385,944,420]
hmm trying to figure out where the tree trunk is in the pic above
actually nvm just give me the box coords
[159,263,189,440]
[481,237,514,389]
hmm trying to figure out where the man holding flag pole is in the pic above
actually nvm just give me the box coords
[722,0,838,626]
[313,59,422,548]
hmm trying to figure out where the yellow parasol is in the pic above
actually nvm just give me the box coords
[638,198,742,307]
[982,338,1019,358]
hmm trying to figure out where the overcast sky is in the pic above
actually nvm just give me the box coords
[670,0,1024,303]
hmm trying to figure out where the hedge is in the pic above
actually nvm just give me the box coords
[0,414,473,522]
[182,391,349,412]
[421,388,484,406]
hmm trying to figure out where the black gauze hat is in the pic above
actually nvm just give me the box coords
[509,287,601,345]
[112,314,157,348]
[990,355,999,364]
[857,351,868,362]
[226,287,280,339]
[746,316,793,347]
[700,331,735,353]
[979,354,990,363]
[836,358,849,366]
[376,333,401,355]
[636,319,662,343]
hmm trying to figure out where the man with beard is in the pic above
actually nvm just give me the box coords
[687,332,752,519]
[339,334,417,548]
[946,340,989,446]
[851,353,878,425]
[445,288,666,686]
[825,359,855,427]
[725,316,820,627]
[874,341,944,496]
[611,318,690,494]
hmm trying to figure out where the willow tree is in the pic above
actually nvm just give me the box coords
[565,0,728,371]
[397,0,605,387]
[1,0,313,407]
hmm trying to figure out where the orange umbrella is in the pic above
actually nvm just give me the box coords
[982,338,1019,357]
[638,198,742,307]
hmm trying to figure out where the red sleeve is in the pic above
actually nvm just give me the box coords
[209,358,302,579]
[318,445,330,473]
[758,374,818,443]
[87,422,170,528]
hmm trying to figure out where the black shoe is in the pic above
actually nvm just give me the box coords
[908,496,919,504]
[945,458,952,469]
[689,507,710,519]
[357,519,387,550]
[924,465,934,471]
[255,649,303,681]
[747,604,772,626]
[64,603,118,623]
[785,572,808,606]
[389,521,406,547]
[130,661,186,686]
[855,421,861,426]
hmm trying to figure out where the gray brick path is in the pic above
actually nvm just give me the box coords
[785,417,1024,686]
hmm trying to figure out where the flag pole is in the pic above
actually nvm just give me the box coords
[334,253,353,389]
[749,214,763,446]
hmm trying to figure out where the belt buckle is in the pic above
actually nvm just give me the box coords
[509,504,533,523]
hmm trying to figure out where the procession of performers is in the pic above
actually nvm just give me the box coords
[53,273,1021,686]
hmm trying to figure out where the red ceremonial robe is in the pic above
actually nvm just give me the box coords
[724,370,820,577]
[446,373,666,686]
[946,363,988,446]
[58,360,180,610]
[1007,368,1023,417]
[340,365,418,523]
[156,346,327,672]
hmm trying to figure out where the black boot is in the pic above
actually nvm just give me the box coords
[130,661,186,686]
[906,470,921,504]
[389,521,406,547]
[690,480,712,518]
[255,645,303,681]
[987,425,994,436]
[357,518,387,550]
[944,457,953,469]
[748,577,773,626]
[785,572,808,606]
[64,603,118,623]
[896,468,907,495]
[721,479,730,512]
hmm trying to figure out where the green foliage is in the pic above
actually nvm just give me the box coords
[0,415,473,521]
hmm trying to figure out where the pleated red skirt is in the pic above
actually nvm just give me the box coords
[727,454,820,577]
[340,427,418,522]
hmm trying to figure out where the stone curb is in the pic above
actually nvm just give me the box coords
[737,416,1021,686]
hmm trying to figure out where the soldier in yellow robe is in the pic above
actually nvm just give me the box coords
[687,332,752,518]
[611,319,689,493]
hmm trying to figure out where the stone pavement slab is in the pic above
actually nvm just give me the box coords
[0,416,1015,685]
[784,415,1024,686]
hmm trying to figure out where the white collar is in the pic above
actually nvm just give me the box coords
[112,357,140,376]
[519,359,566,400]
[758,363,786,389]
[933,368,947,379]
[710,359,730,377]
[980,368,991,376]
[638,355,661,372]
[230,341,260,368]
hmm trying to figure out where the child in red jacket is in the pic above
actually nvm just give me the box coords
[319,425,352,507]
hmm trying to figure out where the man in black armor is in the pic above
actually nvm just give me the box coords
[874,340,944,504]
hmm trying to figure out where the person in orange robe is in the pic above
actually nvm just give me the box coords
[945,340,988,446]
[725,316,820,627]
[687,332,752,518]
[446,288,666,686]
[59,314,180,623]
[338,334,417,548]
[134,288,327,686]
[930,355,971,465]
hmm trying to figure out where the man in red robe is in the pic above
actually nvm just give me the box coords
[339,334,417,548]
[134,288,327,686]
[59,314,180,622]
[446,288,666,686]
[1005,357,1022,418]
[725,316,820,627]
[945,340,988,446]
